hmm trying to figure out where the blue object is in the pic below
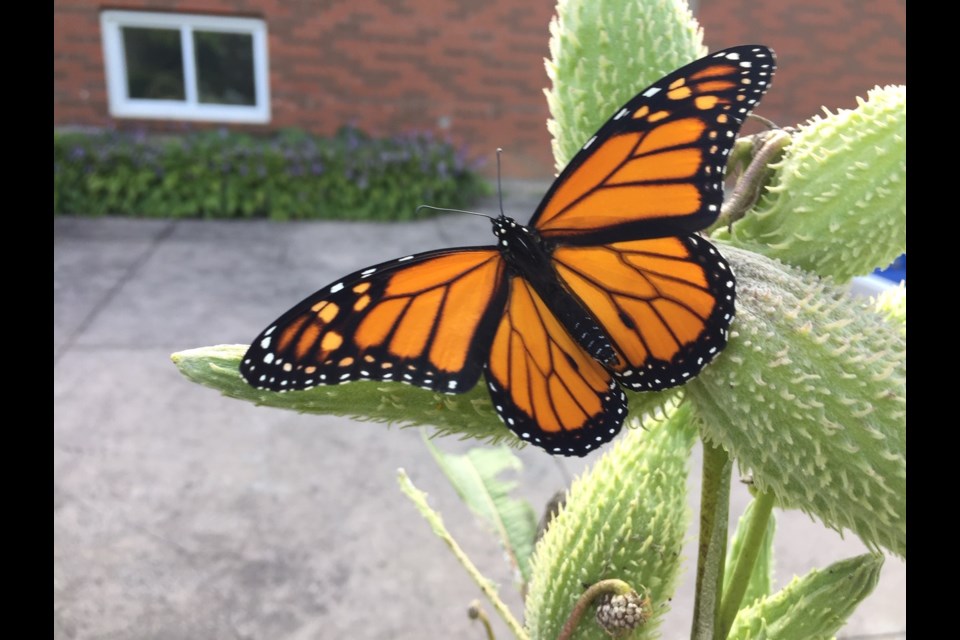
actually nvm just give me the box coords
[874,254,905,283]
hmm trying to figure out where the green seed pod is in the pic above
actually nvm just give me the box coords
[545,0,705,170]
[717,85,906,283]
[687,246,906,557]
[727,554,883,640]
[524,402,697,640]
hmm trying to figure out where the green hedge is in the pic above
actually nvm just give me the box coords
[53,127,490,220]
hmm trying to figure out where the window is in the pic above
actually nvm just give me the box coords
[100,11,270,123]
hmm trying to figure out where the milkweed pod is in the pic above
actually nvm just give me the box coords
[687,246,906,557]
[545,0,705,170]
[525,402,696,640]
[717,85,906,283]
[727,553,883,640]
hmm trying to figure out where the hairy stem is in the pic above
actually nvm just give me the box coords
[398,469,528,639]
[468,601,496,640]
[691,443,732,640]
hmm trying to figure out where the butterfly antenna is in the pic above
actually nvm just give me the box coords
[496,148,505,217]
[747,113,780,130]
[416,204,493,219]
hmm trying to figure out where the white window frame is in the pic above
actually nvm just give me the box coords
[100,10,271,123]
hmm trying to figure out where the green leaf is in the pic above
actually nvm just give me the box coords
[723,496,776,607]
[423,437,538,586]
[173,344,680,454]
[719,492,777,638]
[171,345,518,446]
[727,554,883,640]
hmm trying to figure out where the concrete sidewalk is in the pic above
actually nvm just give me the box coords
[54,181,905,639]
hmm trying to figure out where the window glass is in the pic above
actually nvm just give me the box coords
[122,27,185,100]
[195,31,256,106]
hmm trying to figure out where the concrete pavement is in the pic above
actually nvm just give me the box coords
[54,180,905,639]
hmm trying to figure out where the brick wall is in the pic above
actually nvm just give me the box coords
[54,0,904,178]
[698,0,906,128]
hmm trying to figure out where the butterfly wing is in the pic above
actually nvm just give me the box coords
[552,235,735,390]
[484,276,627,457]
[241,248,507,393]
[531,45,776,242]
[528,45,774,393]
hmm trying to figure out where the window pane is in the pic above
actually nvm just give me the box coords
[194,31,256,106]
[122,27,185,100]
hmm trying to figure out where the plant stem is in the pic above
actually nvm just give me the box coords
[715,128,791,228]
[468,601,496,640]
[690,442,732,640]
[717,491,775,638]
[557,579,634,640]
[398,469,529,640]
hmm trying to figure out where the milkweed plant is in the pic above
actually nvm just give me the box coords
[172,0,905,638]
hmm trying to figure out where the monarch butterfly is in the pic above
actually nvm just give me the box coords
[241,45,776,456]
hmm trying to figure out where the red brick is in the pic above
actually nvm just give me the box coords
[55,0,904,178]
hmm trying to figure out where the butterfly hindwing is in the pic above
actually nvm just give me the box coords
[241,248,507,394]
[531,45,776,242]
[484,276,627,456]
[552,235,735,391]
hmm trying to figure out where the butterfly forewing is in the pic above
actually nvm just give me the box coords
[531,45,776,242]
[241,248,507,393]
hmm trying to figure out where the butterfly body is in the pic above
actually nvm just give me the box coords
[492,215,618,366]
[241,45,776,456]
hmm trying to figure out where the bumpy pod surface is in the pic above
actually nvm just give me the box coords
[525,403,697,640]
[728,554,883,640]
[688,246,906,557]
[545,0,705,170]
[717,86,906,283]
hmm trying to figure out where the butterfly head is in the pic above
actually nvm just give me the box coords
[492,214,538,252]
